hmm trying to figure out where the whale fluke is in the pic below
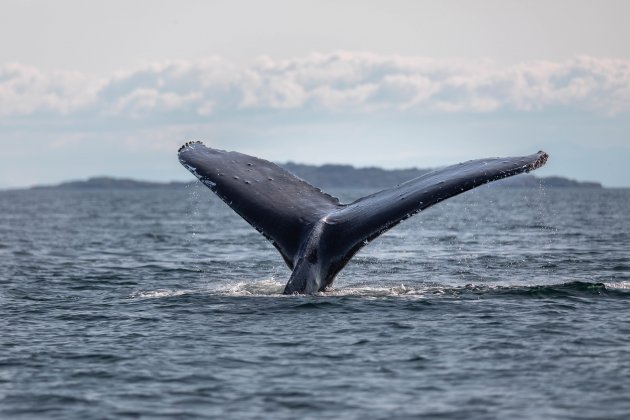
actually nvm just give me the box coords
[178,142,548,294]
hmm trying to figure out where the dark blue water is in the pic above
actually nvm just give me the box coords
[1,185,629,419]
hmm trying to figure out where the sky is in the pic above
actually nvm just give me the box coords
[1,0,629,188]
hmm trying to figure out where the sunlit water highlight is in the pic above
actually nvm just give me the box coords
[1,185,629,419]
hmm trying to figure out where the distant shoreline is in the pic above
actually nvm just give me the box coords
[17,162,603,191]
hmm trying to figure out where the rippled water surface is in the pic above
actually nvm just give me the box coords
[1,185,629,419]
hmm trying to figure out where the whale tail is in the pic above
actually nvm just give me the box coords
[178,142,548,294]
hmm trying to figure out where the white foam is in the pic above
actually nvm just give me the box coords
[130,289,189,299]
[131,281,601,300]
[213,279,435,297]
[217,278,286,296]
[604,280,630,290]
[323,283,428,297]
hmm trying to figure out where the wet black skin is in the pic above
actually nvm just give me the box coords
[178,142,549,294]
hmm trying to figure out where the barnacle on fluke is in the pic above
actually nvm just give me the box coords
[178,141,205,153]
[530,151,549,171]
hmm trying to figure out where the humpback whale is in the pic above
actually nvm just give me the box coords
[178,142,548,294]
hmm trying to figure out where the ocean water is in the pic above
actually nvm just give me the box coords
[1,184,629,419]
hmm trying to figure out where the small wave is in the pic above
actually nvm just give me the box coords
[130,289,189,299]
[328,281,630,299]
[495,281,608,298]
[460,281,630,299]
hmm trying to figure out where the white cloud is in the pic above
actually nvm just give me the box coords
[1,53,630,121]
[111,88,202,118]
[0,62,98,116]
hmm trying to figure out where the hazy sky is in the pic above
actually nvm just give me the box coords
[1,0,629,187]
